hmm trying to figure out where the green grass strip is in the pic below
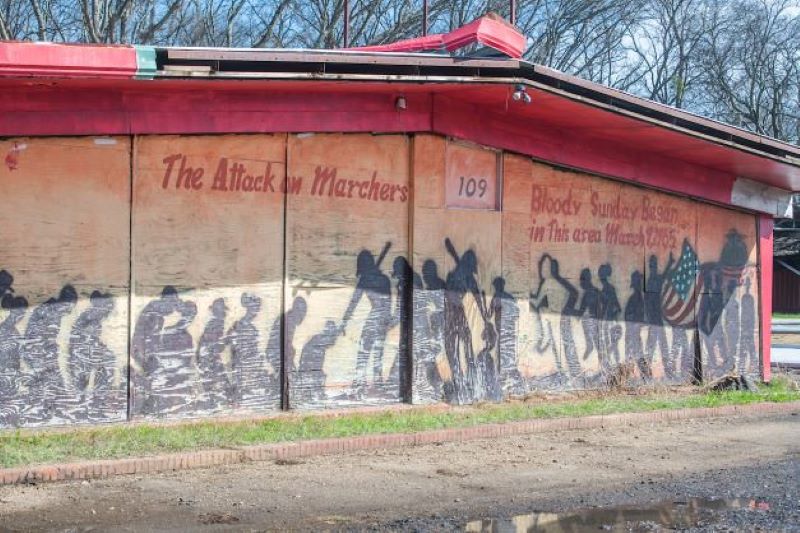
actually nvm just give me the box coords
[1,376,798,469]
[773,312,800,319]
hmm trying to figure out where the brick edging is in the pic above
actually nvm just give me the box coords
[2,401,797,485]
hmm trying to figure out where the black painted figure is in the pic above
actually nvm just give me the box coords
[131,286,196,417]
[598,263,622,366]
[228,293,270,409]
[295,319,338,405]
[723,279,741,374]
[530,255,562,379]
[739,277,756,372]
[390,256,420,398]
[341,243,393,396]
[578,268,601,365]
[624,271,649,379]
[196,298,230,411]
[414,259,445,401]
[68,291,118,421]
[707,270,728,373]
[645,254,674,375]
[491,277,522,397]
[0,270,13,299]
[0,294,27,426]
[443,238,489,404]
[271,296,307,375]
[22,285,77,424]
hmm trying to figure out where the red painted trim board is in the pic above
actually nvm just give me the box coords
[758,214,774,382]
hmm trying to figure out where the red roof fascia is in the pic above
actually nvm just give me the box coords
[0,42,138,79]
[348,15,526,59]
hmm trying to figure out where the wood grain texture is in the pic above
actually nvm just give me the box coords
[0,137,130,428]
[130,134,286,419]
[286,133,410,408]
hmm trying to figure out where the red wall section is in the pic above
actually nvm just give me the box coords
[758,215,774,381]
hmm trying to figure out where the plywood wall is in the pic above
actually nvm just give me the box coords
[0,131,764,426]
[131,134,286,419]
[0,137,130,428]
[497,155,759,394]
[411,138,760,403]
[285,133,411,408]
[411,135,503,405]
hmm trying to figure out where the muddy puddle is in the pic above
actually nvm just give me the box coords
[465,498,769,532]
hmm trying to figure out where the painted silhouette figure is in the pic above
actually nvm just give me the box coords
[0,294,27,426]
[598,263,622,367]
[131,286,196,417]
[196,298,230,411]
[270,295,307,379]
[390,256,420,398]
[707,269,728,373]
[491,277,522,396]
[443,238,489,404]
[341,243,393,395]
[0,270,13,299]
[295,319,338,405]
[739,277,756,372]
[414,259,445,401]
[578,268,601,364]
[645,254,674,374]
[530,255,582,382]
[68,291,118,421]
[228,293,270,409]
[22,285,78,424]
[624,271,648,379]
[723,279,741,374]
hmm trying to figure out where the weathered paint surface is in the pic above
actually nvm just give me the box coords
[131,134,286,418]
[0,137,130,427]
[411,136,761,404]
[0,132,763,427]
[285,133,411,408]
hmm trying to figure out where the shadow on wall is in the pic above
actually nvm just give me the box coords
[0,229,759,427]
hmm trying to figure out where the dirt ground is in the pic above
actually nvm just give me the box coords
[1,412,798,532]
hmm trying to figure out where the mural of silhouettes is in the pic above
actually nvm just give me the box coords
[531,255,583,383]
[577,268,602,367]
[196,298,231,411]
[739,277,757,373]
[68,291,122,422]
[0,293,27,426]
[530,255,564,381]
[413,259,446,402]
[21,285,78,424]
[645,254,674,378]
[624,271,649,379]
[491,277,523,396]
[131,286,197,417]
[598,264,622,367]
[269,295,307,404]
[340,242,394,398]
[228,293,273,409]
[442,238,491,404]
[293,319,339,406]
[391,256,420,399]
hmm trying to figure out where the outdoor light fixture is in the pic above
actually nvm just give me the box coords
[512,84,531,104]
[395,96,407,110]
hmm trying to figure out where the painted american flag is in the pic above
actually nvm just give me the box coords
[661,238,701,327]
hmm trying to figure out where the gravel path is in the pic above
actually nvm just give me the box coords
[0,411,798,531]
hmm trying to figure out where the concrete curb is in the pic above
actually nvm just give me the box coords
[2,401,798,485]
